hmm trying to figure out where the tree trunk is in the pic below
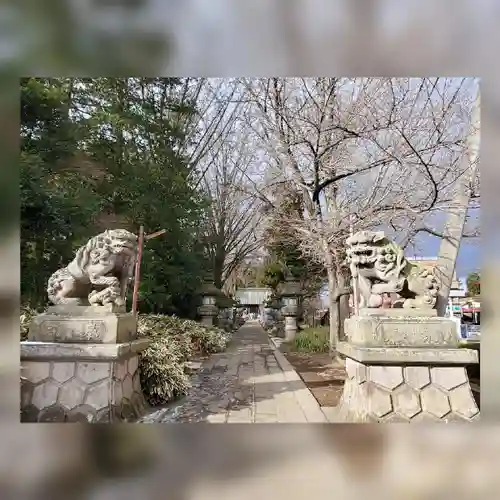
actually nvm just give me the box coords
[213,251,225,289]
[336,271,350,342]
[435,90,480,316]
[324,245,340,359]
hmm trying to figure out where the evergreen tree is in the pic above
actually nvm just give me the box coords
[20,77,210,316]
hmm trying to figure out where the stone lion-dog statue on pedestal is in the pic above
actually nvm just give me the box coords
[47,229,138,307]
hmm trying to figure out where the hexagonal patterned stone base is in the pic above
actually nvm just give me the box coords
[21,353,147,423]
[335,358,479,423]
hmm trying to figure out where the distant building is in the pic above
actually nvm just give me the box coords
[234,287,272,314]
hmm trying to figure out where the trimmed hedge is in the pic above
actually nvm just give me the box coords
[137,314,231,406]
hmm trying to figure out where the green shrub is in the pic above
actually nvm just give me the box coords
[138,314,194,359]
[137,314,231,406]
[138,314,230,356]
[189,326,231,354]
[291,326,329,353]
[20,305,41,341]
[139,335,192,406]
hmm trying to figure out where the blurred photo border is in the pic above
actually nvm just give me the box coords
[0,0,498,498]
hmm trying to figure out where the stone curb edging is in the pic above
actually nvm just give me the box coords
[268,337,328,423]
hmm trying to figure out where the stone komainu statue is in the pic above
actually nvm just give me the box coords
[47,229,138,307]
[346,230,440,309]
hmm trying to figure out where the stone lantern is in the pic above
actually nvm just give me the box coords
[197,279,220,327]
[263,294,281,330]
[217,293,236,332]
[268,294,281,311]
[279,276,302,342]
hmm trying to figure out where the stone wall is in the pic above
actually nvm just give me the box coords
[340,359,479,422]
[21,354,147,423]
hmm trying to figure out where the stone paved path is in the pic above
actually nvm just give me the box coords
[139,321,326,423]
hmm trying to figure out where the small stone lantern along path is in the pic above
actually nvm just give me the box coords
[278,276,303,343]
[197,279,220,327]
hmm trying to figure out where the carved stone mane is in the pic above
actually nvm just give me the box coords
[46,229,138,307]
[346,230,439,309]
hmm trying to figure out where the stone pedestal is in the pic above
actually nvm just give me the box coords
[198,304,218,328]
[334,310,479,423]
[217,309,233,332]
[282,305,299,342]
[20,305,150,423]
[262,307,274,330]
[28,304,137,343]
[284,316,298,342]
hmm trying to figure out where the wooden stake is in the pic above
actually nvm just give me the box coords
[131,225,145,315]
[145,228,166,241]
[131,227,165,315]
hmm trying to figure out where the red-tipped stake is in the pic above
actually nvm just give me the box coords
[131,227,166,315]
[131,226,145,315]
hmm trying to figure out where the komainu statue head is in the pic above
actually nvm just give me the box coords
[346,230,440,310]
